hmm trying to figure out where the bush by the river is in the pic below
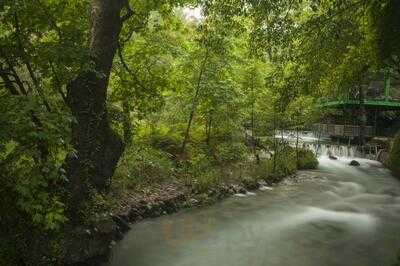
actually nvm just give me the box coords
[297,149,319,170]
[136,124,182,159]
[113,144,176,191]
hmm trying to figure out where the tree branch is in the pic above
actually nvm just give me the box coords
[49,61,68,103]
[13,12,52,112]
[117,41,149,92]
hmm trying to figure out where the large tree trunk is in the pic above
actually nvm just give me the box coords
[66,0,127,221]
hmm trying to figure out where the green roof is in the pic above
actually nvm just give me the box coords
[318,99,400,110]
[318,69,400,110]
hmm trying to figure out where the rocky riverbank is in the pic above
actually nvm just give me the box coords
[115,179,274,223]
[66,173,295,265]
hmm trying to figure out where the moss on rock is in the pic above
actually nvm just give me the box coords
[389,134,400,178]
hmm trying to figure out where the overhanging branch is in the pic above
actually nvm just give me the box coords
[117,41,149,92]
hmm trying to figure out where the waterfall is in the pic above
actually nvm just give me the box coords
[312,143,359,158]
[274,131,379,160]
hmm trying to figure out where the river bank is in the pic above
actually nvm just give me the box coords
[65,165,300,265]
[114,172,293,223]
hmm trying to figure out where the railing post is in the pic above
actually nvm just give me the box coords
[384,68,391,100]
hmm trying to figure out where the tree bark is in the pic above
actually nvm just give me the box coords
[66,0,128,221]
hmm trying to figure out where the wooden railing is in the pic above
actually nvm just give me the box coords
[314,124,375,137]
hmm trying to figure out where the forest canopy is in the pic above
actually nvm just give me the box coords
[1,0,399,264]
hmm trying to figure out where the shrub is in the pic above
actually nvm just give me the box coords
[136,123,181,158]
[246,160,271,181]
[0,95,71,265]
[113,145,174,190]
[187,153,219,192]
[297,148,319,170]
[193,170,219,193]
[81,188,116,225]
[215,142,248,164]
[270,145,297,177]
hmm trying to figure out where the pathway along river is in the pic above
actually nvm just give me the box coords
[106,157,400,266]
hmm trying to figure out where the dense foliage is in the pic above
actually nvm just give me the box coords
[0,0,399,264]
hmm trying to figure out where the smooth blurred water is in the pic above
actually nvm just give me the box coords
[107,157,400,266]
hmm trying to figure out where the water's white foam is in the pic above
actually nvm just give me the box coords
[280,207,377,232]
[326,202,363,213]
[259,185,273,191]
[323,191,341,200]
[346,193,393,205]
[332,182,366,197]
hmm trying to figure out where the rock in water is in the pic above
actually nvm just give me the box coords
[112,215,131,233]
[349,160,360,166]
[189,198,199,205]
[259,185,273,191]
[238,187,247,194]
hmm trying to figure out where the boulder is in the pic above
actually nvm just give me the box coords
[112,215,130,233]
[188,198,199,206]
[63,218,117,265]
[389,134,400,178]
[349,160,360,166]
[238,187,247,194]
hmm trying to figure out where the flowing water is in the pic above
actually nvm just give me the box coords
[107,156,400,266]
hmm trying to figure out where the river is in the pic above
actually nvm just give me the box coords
[106,156,400,266]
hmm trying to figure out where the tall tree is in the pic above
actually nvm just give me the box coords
[65,0,134,221]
